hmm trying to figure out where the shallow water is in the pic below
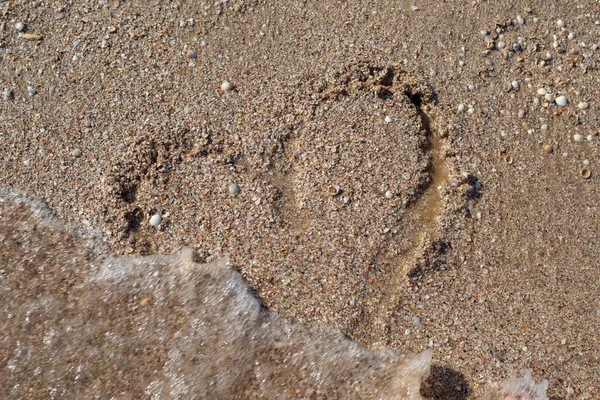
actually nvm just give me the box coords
[0,185,547,399]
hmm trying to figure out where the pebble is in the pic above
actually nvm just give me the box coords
[229,183,240,194]
[583,159,590,167]
[557,19,565,28]
[3,89,14,101]
[458,104,467,112]
[573,134,584,142]
[544,144,553,153]
[71,148,82,158]
[568,32,576,40]
[149,214,162,227]
[221,81,234,91]
[185,49,197,59]
[555,95,568,106]
[587,134,593,141]
[384,116,393,123]
[578,102,589,110]
[15,22,26,32]
[413,316,421,325]
[27,87,37,96]
[385,190,393,199]
[545,94,555,103]
[511,80,519,90]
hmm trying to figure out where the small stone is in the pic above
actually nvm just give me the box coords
[583,159,590,166]
[149,214,162,227]
[511,80,519,90]
[497,41,506,49]
[185,49,197,59]
[537,88,547,96]
[15,22,26,32]
[578,101,589,110]
[516,15,525,25]
[385,190,393,199]
[27,86,37,96]
[467,106,475,114]
[568,32,576,40]
[384,116,392,123]
[229,183,240,194]
[545,93,555,103]
[573,134,584,142]
[544,144,553,153]
[555,95,568,106]
[458,104,467,112]
[557,19,565,28]
[566,387,574,396]
[413,316,421,325]
[587,135,593,141]
[221,81,233,91]
[71,148,82,158]
[512,42,522,52]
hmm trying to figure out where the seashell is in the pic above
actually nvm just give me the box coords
[21,33,42,40]
[580,168,592,179]
[328,185,341,196]
[504,155,513,164]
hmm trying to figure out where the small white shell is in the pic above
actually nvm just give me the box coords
[221,81,233,91]
[149,214,162,227]
[556,96,568,107]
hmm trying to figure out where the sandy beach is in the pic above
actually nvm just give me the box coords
[1,0,599,398]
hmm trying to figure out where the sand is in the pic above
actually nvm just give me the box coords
[1,0,599,398]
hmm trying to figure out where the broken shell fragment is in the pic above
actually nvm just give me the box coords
[504,155,514,164]
[328,185,341,196]
[21,33,42,40]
